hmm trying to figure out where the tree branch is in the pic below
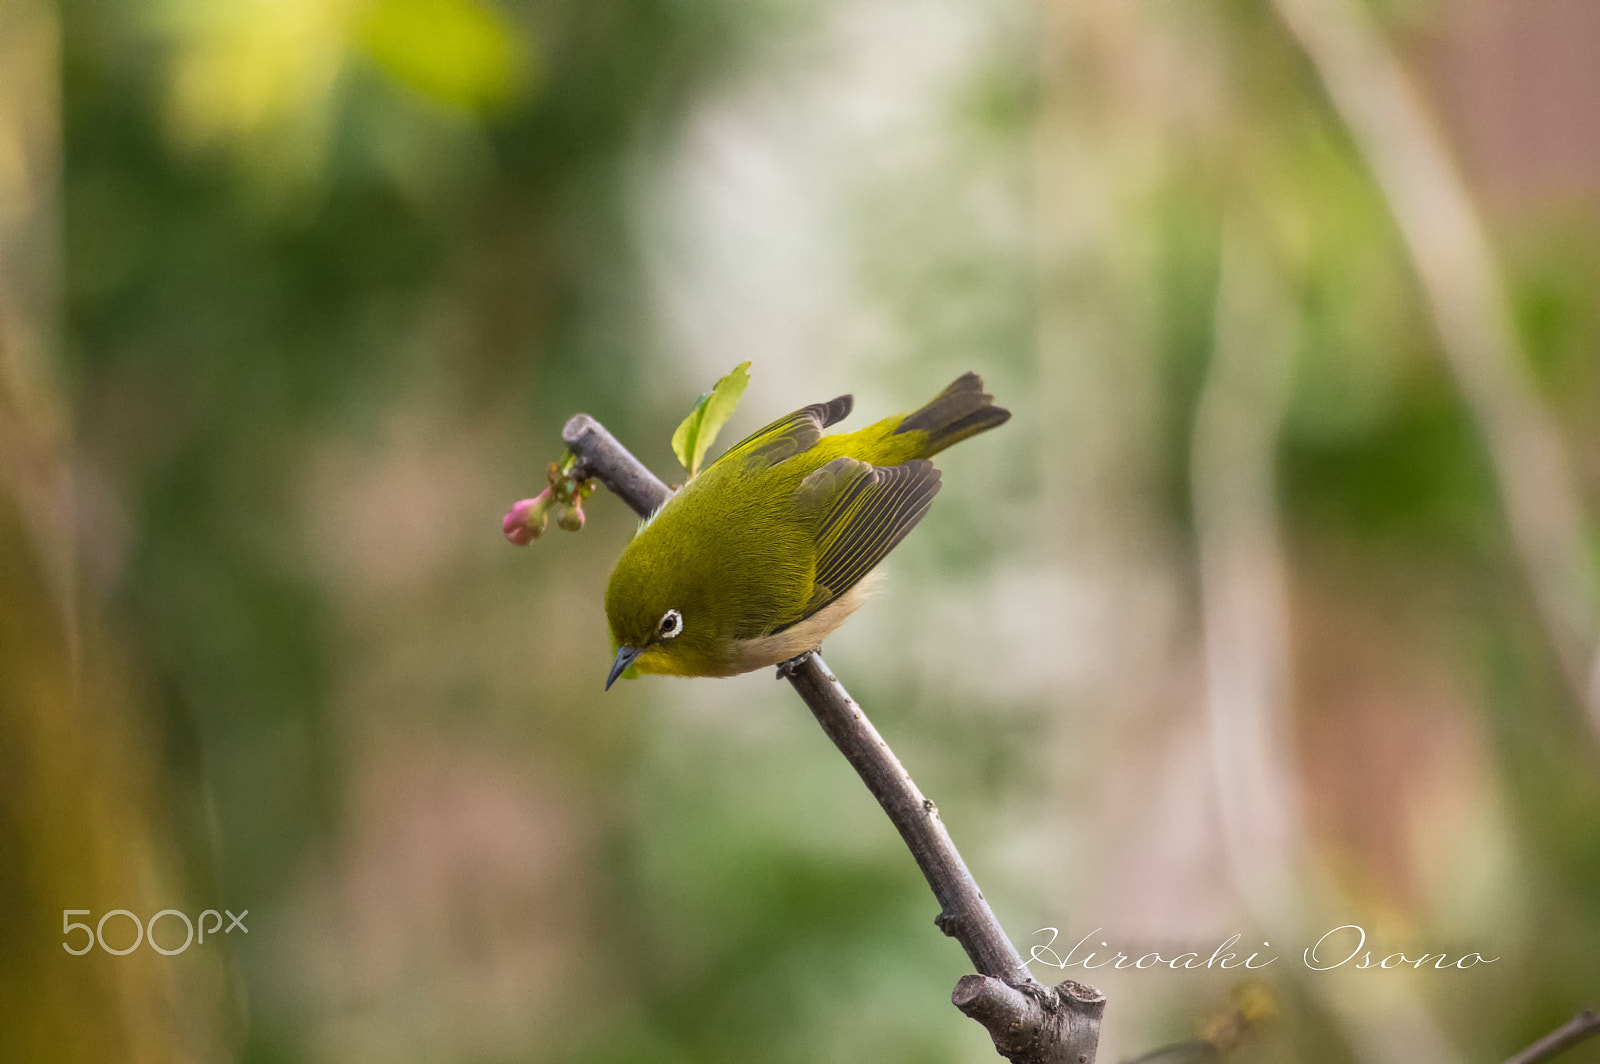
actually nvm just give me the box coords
[1501,1009,1600,1064]
[561,415,673,516]
[560,412,1105,1063]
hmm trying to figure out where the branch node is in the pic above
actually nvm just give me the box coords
[954,975,1106,1063]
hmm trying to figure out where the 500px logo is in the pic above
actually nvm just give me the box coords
[62,908,248,956]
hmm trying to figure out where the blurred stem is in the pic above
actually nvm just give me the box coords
[0,5,223,1059]
[1190,225,1302,928]
[1190,223,1470,1064]
[560,413,1105,1063]
[1271,0,1600,735]
[0,0,74,661]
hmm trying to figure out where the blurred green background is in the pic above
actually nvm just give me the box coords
[2,0,1598,1061]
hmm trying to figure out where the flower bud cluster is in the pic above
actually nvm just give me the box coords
[503,457,593,545]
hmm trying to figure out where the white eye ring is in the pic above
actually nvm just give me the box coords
[658,609,683,639]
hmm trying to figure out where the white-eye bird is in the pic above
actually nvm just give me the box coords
[604,372,1009,687]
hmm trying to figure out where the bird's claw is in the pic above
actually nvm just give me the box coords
[775,650,817,680]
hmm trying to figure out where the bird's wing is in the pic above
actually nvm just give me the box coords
[776,456,942,630]
[710,394,853,472]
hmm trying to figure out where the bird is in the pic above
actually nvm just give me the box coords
[603,372,1010,687]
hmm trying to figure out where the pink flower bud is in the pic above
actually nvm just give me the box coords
[503,490,551,545]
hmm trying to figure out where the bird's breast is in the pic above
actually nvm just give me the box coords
[726,570,882,672]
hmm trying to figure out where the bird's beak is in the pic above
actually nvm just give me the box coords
[606,645,642,691]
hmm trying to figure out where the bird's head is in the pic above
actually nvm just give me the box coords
[603,526,726,687]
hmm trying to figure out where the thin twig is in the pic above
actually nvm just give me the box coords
[1121,1041,1220,1064]
[1501,1009,1600,1064]
[780,652,1031,980]
[560,412,1105,1063]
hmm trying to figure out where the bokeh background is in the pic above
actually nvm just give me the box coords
[2,0,1598,1061]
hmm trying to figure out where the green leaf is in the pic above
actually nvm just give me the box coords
[359,0,531,114]
[671,361,751,479]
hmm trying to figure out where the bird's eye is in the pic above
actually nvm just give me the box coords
[658,609,683,639]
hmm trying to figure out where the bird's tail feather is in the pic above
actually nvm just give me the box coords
[894,372,1011,457]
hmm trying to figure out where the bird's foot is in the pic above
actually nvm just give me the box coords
[775,650,818,680]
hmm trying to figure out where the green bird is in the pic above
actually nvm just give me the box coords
[604,372,1010,687]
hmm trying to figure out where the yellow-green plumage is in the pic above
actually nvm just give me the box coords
[604,372,1009,683]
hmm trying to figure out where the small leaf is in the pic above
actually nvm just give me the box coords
[671,361,751,478]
